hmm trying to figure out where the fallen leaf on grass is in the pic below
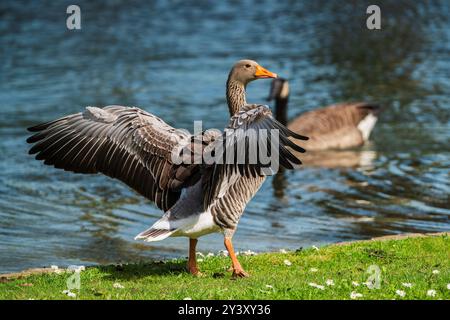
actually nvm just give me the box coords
[213,272,225,278]
[19,283,33,287]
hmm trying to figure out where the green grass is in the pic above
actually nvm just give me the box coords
[1,234,449,300]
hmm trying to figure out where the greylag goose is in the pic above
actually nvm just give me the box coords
[268,78,380,151]
[26,60,308,278]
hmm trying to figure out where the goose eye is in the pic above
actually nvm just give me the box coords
[245,64,251,68]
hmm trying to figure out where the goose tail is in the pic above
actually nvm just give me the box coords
[352,102,381,141]
[357,102,383,115]
[134,227,177,242]
[134,215,178,242]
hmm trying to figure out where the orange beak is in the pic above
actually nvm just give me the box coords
[254,65,278,79]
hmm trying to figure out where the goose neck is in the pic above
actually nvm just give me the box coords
[226,79,247,116]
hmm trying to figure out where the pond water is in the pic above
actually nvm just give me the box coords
[0,1,449,273]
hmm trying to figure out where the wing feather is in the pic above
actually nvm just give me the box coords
[27,105,196,211]
[203,104,308,209]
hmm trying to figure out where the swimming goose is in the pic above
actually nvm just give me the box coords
[268,78,380,151]
[27,60,308,278]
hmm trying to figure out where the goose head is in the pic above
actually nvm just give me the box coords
[226,60,277,115]
[228,59,278,86]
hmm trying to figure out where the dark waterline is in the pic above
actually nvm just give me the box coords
[0,1,449,273]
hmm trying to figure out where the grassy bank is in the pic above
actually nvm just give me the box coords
[1,233,448,300]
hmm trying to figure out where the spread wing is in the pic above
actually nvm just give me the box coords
[203,104,308,207]
[27,105,200,211]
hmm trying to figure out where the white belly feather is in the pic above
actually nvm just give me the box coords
[172,209,220,238]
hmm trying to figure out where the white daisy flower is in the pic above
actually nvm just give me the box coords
[308,282,325,290]
[447,284,450,290]
[396,290,406,297]
[432,270,440,274]
[51,265,63,274]
[310,268,318,273]
[68,265,85,272]
[427,290,436,297]
[241,250,257,256]
[266,285,274,289]
[218,250,229,257]
[279,249,288,254]
[350,291,363,299]
[283,259,292,266]
[113,283,124,289]
[206,252,215,258]
[196,252,204,258]
[326,279,335,286]
[402,283,413,288]
[352,281,360,287]
[183,297,192,300]
[62,290,76,298]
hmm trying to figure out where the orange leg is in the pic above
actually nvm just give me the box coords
[187,238,202,276]
[224,237,249,278]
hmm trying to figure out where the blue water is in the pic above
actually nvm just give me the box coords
[0,1,449,273]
